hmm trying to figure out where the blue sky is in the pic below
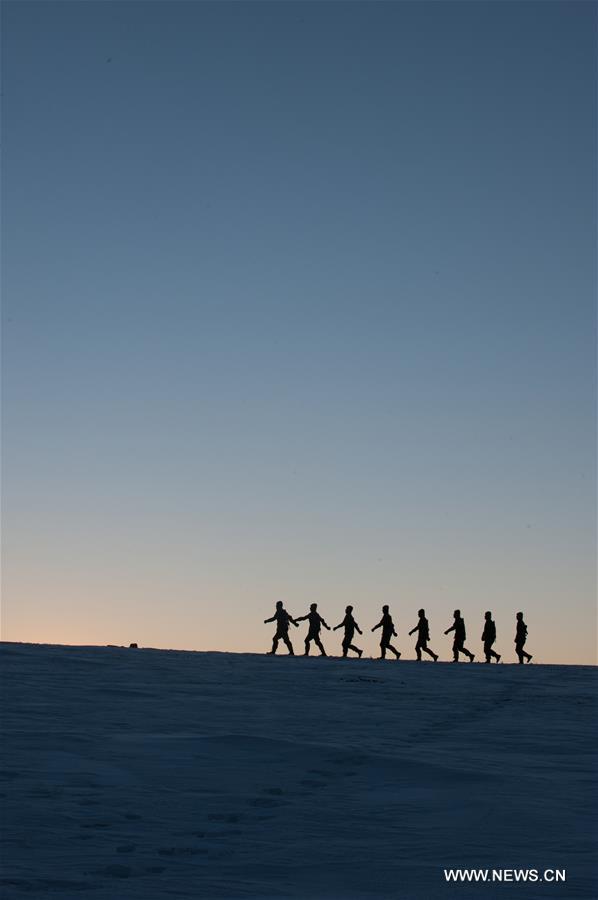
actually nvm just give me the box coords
[2,1,596,662]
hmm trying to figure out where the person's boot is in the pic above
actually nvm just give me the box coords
[432,653,439,662]
[496,654,501,663]
[357,649,363,658]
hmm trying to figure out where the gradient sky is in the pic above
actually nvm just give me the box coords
[2,1,596,664]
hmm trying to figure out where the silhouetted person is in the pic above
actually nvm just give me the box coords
[515,612,533,663]
[408,608,438,661]
[296,603,330,656]
[481,611,501,663]
[372,605,401,659]
[333,605,363,657]
[444,609,475,662]
[264,601,298,655]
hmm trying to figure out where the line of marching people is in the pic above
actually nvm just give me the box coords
[264,602,533,664]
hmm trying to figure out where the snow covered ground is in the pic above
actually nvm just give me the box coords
[1,642,596,899]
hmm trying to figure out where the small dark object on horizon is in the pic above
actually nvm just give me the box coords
[129,643,138,649]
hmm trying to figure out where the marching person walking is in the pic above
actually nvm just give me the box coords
[296,603,331,656]
[444,609,475,662]
[515,612,533,664]
[264,601,298,655]
[333,605,363,658]
[372,605,401,659]
[481,611,501,663]
[408,608,438,661]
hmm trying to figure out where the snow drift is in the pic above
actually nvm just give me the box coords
[1,643,596,899]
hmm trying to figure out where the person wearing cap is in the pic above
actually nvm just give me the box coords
[295,603,331,656]
[264,601,298,655]
[333,605,363,658]
[481,611,501,663]
[372,605,401,659]
[408,608,438,661]
[444,610,475,662]
[514,612,533,664]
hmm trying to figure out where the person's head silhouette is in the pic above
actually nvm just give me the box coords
[485,611,492,620]
[382,605,389,613]
[516,611,523,621]
[276,601,283,609]
[454,609,460,618]
[310,603,317,611]
[418,608,425,616]
[346,605,353,613]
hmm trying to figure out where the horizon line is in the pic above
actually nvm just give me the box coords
[1,640,596,668]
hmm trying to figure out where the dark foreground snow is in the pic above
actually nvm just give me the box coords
[1,643,597,899]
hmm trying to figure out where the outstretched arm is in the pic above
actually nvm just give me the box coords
[444,623,455,635]
[333,622,343,631]
[295,614,308,623]
[264,615,276,624]
[372,620,382,632]
[408,626,417,635]
[321,619,330,630]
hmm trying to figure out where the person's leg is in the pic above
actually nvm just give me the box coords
[304,637,311,656]
[423,645,437,660]
[484,640,491,663]
[270,636,279,654]
[283,634,294,655]
[415,640,422,661]
[380,641,387,659]
[388,643,401,659]
[452,640,459,662]
[519,639,532,662]
[342,640,349,658]
[315,636,326,656]
[348,643,362,657]
[463,645,475,661]
[516,643,524,663]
